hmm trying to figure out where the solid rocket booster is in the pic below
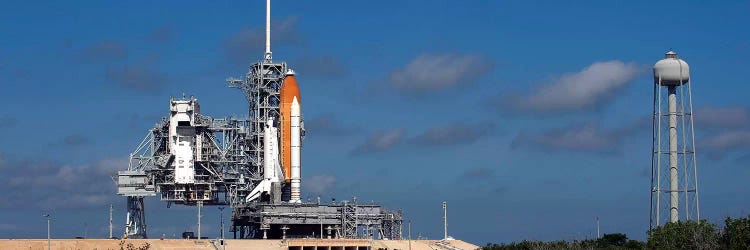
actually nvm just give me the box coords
[280,69,302,203]
[290,96,301,203]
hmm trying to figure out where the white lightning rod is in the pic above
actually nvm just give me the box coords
[265,0,272,61]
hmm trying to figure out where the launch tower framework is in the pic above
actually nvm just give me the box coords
[116,0,402,239]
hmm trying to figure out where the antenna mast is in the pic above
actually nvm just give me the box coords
[264,0,272,62]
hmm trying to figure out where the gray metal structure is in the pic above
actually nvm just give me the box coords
[115,1,402,240]
[650,50,700,228]
[117,109,255,238]
[232,200,402,239]
[224,53,402,240]
[116,64,403,240]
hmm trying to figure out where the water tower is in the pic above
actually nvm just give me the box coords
[650,50,700,228]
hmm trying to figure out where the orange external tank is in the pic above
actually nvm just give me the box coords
[279,72,300,184]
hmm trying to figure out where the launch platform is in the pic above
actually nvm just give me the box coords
[232,201,403,239]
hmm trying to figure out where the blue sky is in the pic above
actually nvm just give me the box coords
[2,0,750,245]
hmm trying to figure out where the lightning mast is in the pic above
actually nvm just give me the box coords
[265,0,272,62]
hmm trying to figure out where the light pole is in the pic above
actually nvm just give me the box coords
[442,201,448,240]
[109,204,113,239]
[596,217,600,239]
[197,201,202,240]
[43,214,50,250]
[408,220,412,250]
[218,207,225,240]
[218,206,225,250]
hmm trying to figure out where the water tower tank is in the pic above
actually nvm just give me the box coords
[654,50,690,86]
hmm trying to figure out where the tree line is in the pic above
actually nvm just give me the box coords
[482,215,750,250]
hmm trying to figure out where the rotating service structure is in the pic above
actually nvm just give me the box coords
[117,97,255,238]
[115,0,402,240]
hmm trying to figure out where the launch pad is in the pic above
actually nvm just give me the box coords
[232,201,402,240]
[115,0,402,240]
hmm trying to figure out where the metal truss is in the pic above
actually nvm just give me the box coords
[342,201,358,238]
[118,104,260,238]
[230,202,402,240]
[650,71,700,229]
[228,61,287,177]
[227,60,289,236]
[124,197,146,238]
[380,210,403,240]
[116,57,405,240]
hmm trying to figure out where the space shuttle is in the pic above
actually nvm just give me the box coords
[245,117,284,202]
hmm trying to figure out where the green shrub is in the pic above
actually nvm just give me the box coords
[721,215,750,250]
[646,220,719,250]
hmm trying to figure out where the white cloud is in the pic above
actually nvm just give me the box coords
[305,175,336,195]
[295,55,347,78]
[76,41,128,63]
[694,106,750,129]
[106,65,168,93]
[701,130,750,157]
[388,54,493,94]
[352,129,405,154]
[304,114,361,137]
[0,157,124,209]
[224,17,300,64]
[510,61,642,112]
[410,123,493,146]
[511,123,624,153]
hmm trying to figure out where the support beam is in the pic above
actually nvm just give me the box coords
[109,204,113,239]
[198,201,202,239]
[125,197,147,239]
